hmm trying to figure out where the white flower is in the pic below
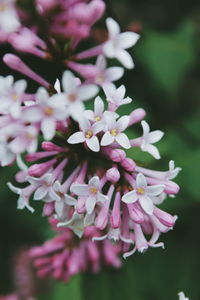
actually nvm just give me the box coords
[94,55,124,85]
[0,0,20,34]
[85,96,118,124]
[49,180,77,217]
[178,292,189,300]
[9,125,38,154]
[58,212,85,238]
[103,83,132,109]
[101,114,131,149]
[122,173,164,214]
[103,18,140,69]
[141,120,164,159]
[70,176,108,214]
[23,87,68,140]
[67,118,104,152]
[0,141,15,166]
[166,160,182,180]
[51,71,99,121]
[27,173,55,202]
[7,183,35,213]
[0,75,27,118]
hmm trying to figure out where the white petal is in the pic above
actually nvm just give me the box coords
[55,201,64,216]
[64,194,77,205]
[106,18,120,38]
[96,55,106,70]
[67,132,85,144]
[92,121,105,135]
[7,182,20,195]
[84,110,94,121]
[94,96,104,115]
[34,186,48,200]
[89,176,100,188]
[145,144,161,160]
[148,130,164,143]
[84,212,95,226]
[78,85,99,101]
[117,32,140,49]
[97,192,109,203]
[115,133,131,149]
[136,173,147,189]
[146,185,165,196]
[117,115,130,132]
[122,190,138,203]
[86,196,96,214]
[14,79,27,94]
[79,117,91,132]
[105,67,124,82]
[86,136,100,152]
[101,132,115,146]
[41,118,56,140]
[116,49,134,69]
[68,101,85,121]
[139,196,154,215]
[103,41,116,58]
[141,120,150,136]
[62,71,76,94]
[70,184,89,196]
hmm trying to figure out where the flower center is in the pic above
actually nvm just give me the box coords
[95,116,101,122]
[110,129,118,136]
[44,107,54,116]
[68,93,77,102]
[96,74,105,84]
[0,4,7,12]
[85,130,93,139]
[11,93,18,101]
[90,187,97,194]
[137,187,145,195]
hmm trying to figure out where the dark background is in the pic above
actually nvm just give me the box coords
[0,0,200,299]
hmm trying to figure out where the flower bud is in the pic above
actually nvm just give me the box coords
[121,158,136,172]
[110,149,126,162]
[106,167,120,183]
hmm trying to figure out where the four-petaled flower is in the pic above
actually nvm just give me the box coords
[101,114,131,149]
[103,83,132,110]
[141,120,164,159]
[67,118,104,152]
[103,18,140,69]
[70,176,108,214]
[51,71,98,121]
[122,173,164,214]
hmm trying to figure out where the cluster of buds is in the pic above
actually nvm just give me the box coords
[30,218,121,281]
[0,0,181,283]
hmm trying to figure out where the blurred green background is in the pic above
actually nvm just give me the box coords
[1,0,200,299]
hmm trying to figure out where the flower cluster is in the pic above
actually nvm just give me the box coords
[30,218,121,282]
[0,0,181,283]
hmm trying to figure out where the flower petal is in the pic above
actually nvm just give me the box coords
[117,32,140,49]
[86,195,96,214]
[122,190,138,203]
[101,132,115,146]
[70,184,89,196]
[41,118,56,140]
[115,133,131,149]
[117,115,130,131]
[89,176,100,188]
[34,186,48,200]
[67,132,85,144]
[116,49,134,69]
[86,136,100,152]
[139,196,154,215]
[106,17,120,38]
[146,184,165,196]
[136,173,147,189]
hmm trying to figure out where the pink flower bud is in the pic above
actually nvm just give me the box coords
[42,142,66,152]
[129,108,146,126]
[106,167,120,183]
[3,54,50,88]
[110,149,126,162]
[43,202,54,217]
[154,207,177,227]
[121,158,136,172]
[28,158,56,177]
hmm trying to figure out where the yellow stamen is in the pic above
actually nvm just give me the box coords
[96,74,105,84]
[12,94,18,101]
[85,130,93,139]
[95,116,101,122]
[91,187,97,194]
[137,187,145,195]
[110,129,118,136]
[44,107,54,116]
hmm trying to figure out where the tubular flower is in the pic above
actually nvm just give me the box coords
[0,0,181,283]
